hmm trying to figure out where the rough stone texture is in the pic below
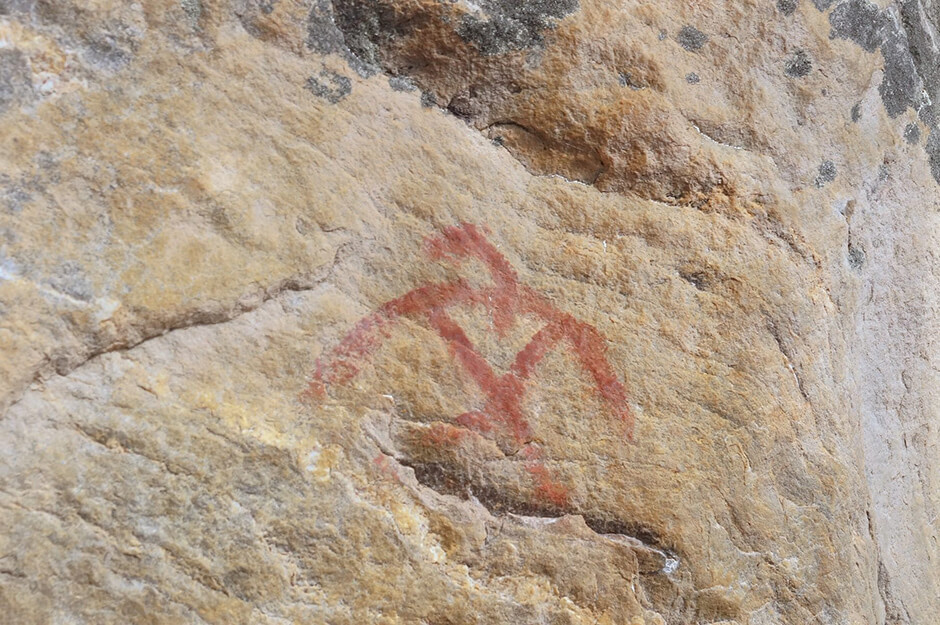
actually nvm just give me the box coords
[0,1,937,624]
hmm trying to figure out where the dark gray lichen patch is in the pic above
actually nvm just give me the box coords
[420,90,437,108]
[899,1,940,116]
[829,0,886,53]
[305,69,351,103]
[677,25,708,51]
[815,160,837,187]
[388,75,416,92]
[813,0,835,9]
[828,1,921,119]
[686,72,700,84]
[456,0,579,55]
[847,243,866,269]
[927,131,940,184]
[851,102,861,122]
[306,0,386,78]
[306,0,348,56]
[878,19,921,119]
[904,122,921,144]
[777,0,798,16]
[785,49,813,77]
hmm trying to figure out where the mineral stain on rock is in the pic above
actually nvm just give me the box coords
[677,25,708,51]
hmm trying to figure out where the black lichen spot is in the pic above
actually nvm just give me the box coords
[456,0,580,56]
[777,0,798,16]
[388,75,416,92]
[829,0,886,53]
[851,102,861,122]
[657,30,668,41]
[677,25,708,51]
[926,130,940,184]
[305,69,351,103]
[686,72,700,84]
[847,244,866,269]
[815,160,837,187]
[785,49,812,77]
[904,122,921,145]
[813,0,835,9]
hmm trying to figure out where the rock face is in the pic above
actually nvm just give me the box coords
[0,1,937,623]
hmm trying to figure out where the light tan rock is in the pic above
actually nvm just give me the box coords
[0,1,937,623]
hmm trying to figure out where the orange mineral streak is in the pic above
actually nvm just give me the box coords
[308,224,634,502]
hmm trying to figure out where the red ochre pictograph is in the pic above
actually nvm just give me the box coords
[307,223,633,507]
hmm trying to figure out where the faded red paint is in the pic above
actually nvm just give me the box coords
[423,422,469,448]
[308,224,633,506]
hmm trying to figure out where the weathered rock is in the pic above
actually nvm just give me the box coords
[0,1,937,623]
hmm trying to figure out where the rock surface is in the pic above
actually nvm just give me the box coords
[0,1,937,623]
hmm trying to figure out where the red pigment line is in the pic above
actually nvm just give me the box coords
[455,411,494,433]
[426,308,501,392]
[308,223,634,506]
[308,313,392,396]
[423,422,470,448]
[427,223,519,290]
[510,320,568,380]
[309,280,473,395]
[482,375,531,444]
[517,286,635,439]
